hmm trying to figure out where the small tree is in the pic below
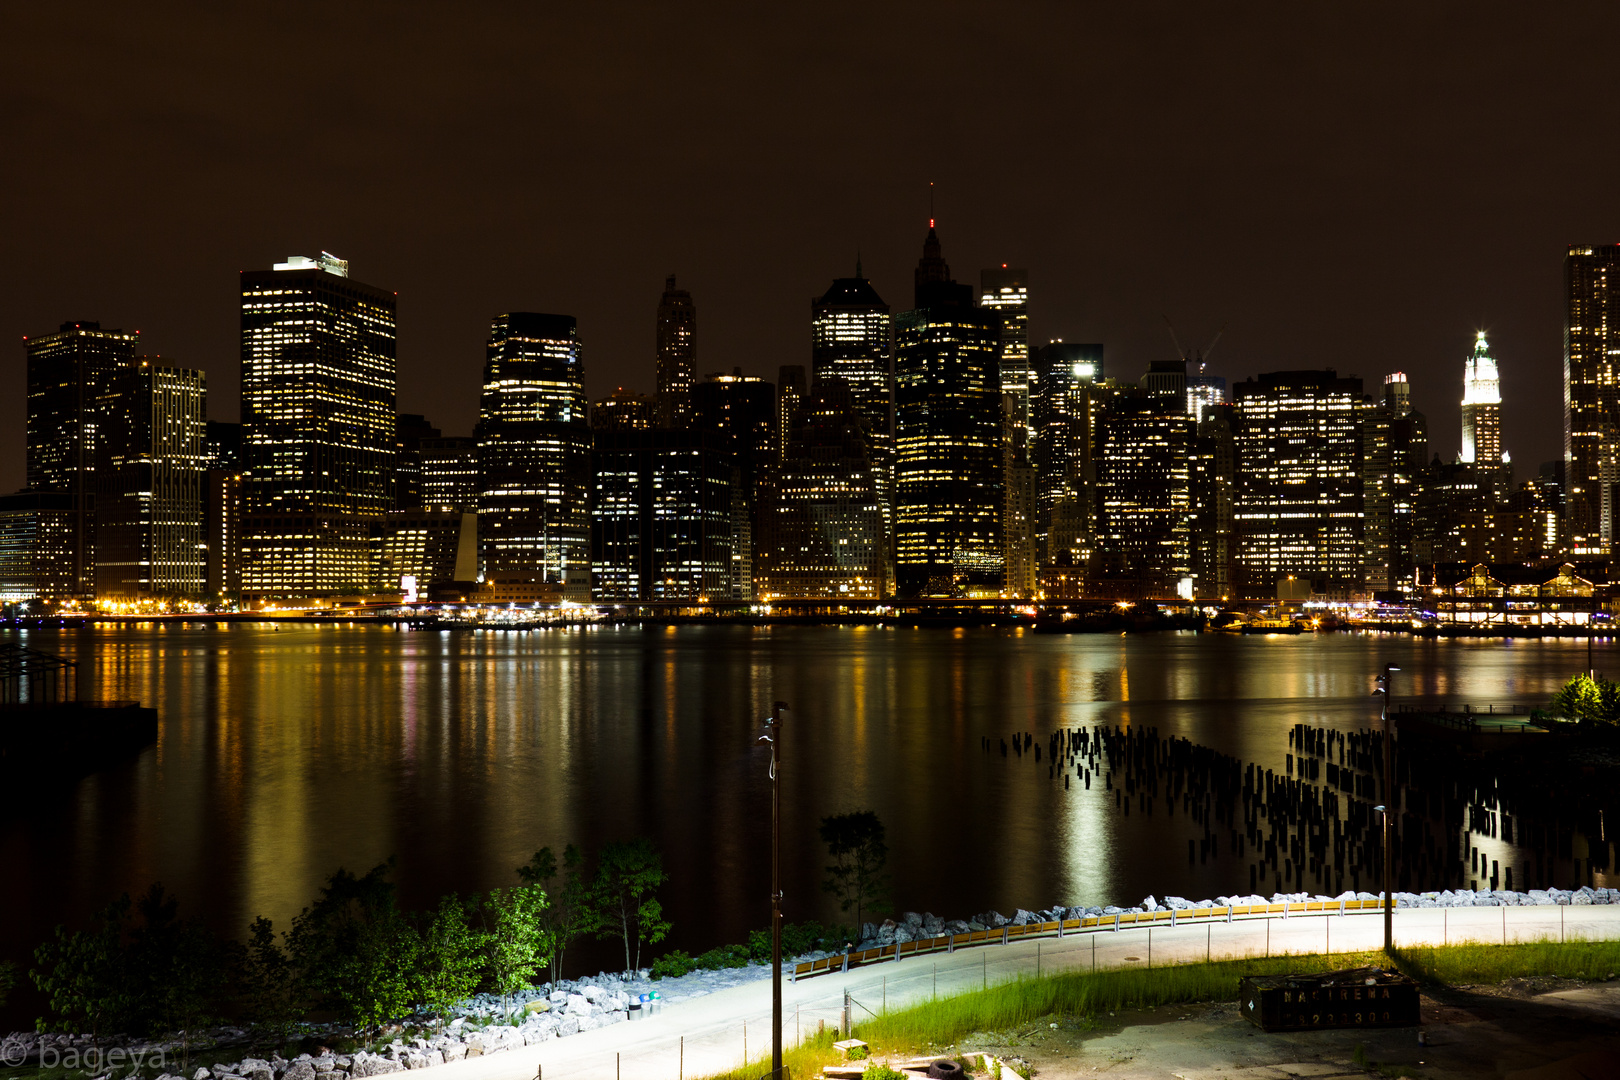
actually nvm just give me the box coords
[241,916,300,1050]
[519,844,593,982]
[416,895,488,1028]
[819,810,891,932]
[123,884,228,1060]
[31,895,133,1042]
[482,885,551,1020]
[588,839,671,974]
[286,863,418,1032]
[1551,673,1620,725]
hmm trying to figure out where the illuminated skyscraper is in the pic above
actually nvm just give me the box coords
[24,320,139,597]
[656,275,697,428]
[419,437,479,512]
[693,370,776,599]
[1030,342,1103,561]
[894,224,1003,596]
[476,312,590,600]
[1187,374,1227,420]
[240,252,397,598]
[979,267,1029,429]
[1362,373,1428,595]
[1460,332,1505,480]
[95,358,208,600]
[1092,395,1193,599]
[755,377,886,600]
[1565,245,1620,552]
[592,388,656,431]
[1232,370,1364,598]
[812,266,892,537]
[776,365,807,462]
[1190,403,1237,600]
[1001,395,1038,598]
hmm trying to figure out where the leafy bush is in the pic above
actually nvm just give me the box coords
[650,950,695,980]
[746,921,837,962]
[846,1044,870,1060]
[862,1066,905,1080]
[695,944,751,970]
[1550,673,1620,725]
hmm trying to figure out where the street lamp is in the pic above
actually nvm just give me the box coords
[1373,664,1400,952]
[758,701,789,1080]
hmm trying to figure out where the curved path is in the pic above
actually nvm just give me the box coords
[434,906,1620,1080]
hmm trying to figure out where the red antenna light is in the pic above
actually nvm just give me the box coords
[929,218,935,229]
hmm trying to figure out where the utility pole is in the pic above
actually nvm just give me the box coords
[1375,664,1400,952]
[759,701,789,1079]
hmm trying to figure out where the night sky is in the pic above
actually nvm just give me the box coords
[3,3,1616,495]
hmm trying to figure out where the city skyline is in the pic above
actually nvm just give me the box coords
[5,5,1615,498]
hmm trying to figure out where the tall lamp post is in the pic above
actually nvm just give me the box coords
[1374,664,1400,952]
[758,701,789,1079]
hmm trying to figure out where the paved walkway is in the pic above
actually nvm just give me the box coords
[432,906,1620,1080]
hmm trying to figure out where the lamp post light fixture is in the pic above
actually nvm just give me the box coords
[757,700,789,1080]
[1373,664,1400,952]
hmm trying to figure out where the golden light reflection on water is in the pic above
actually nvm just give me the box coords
[0,626,1607,972]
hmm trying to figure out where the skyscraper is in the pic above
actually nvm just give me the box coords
[476,312,591,600]
[240,252,397,598]
[1190,403,1237,600]
[1565,245,1620,552]
[1030,342,1104,562]
[1092,395,1193,599]
[656,275,697,429]
[24,320,139,597]
[980,267,1029,429]
[592,388,656,431]
[419,437,480,512]
[693,370,776,599]
[1001,395,1038,598]
[812,266,892,539]
[1460,331,1506,489]
[754,377,886,601]
[95,358,207,600]
[776,365,807,462]
[1232,370,1365,598]
[1362,373,1428,595]
[893,225,1003,596]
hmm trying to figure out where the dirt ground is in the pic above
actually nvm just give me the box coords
[954,979,1620,1079]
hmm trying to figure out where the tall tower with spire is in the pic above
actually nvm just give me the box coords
[1460,331,1504,468]
[893,222,1004,596]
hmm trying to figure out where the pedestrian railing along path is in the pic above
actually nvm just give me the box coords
[792,897,1395,980]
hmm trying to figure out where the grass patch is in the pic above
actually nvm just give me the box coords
[1390,939,1620,985]
[692,1026,847,1080]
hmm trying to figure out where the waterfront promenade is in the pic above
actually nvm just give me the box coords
[429,905,1620,1080]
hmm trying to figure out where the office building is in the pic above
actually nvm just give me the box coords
[476,312,591,601]
[0,492,76,603]
[394,413,441,511]
[893,225,1004,596]
[754,378,886,600]
[776,365,807,462]
[693,370,776,599]
[1363,373,1429,595]
[1141,358,1188,405]
[812,267,892,536]
[979,267,1030,430]
[1190,403,1237,601]
[1031,342,1104,561]
[372,510,478,593]
[1001,395,1038,598]
[240,252,397,598]
[24,320,139,597]
[203,421,242,601]
[590,430,733,601]
[656,276,697,428]
[95,358,208,600]
[592,388,656,431]
[1092,395,1193,598]
[419,437,479,512]
[1565,245,1620,552]
[1232,370,1365,598]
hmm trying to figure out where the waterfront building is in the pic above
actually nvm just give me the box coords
[372,510,478,593]
[1565,245,1620,553]
[1362,373,1429,595]
[754,378,886,601]
[475,312,591,601]
[1002,395,1038,598]
[24,320,139,597]
[979,267,1030,431]
[1428,561,1602,630]
[240,252,397,598]
[893,225,1004,596]
[1190,402,1237,601]
[591,388,656,431]
[1232,369,1365,598]
[1092,394,1193,599]
[589,430,734,601]
[0,492,76,603]
[419,437,479,512]
[693,370,776,599]
[95,358,208,600]
[1030,342,1104,563]
[812,267,892,537]
[656,275,697,429]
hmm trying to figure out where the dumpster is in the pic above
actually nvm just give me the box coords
[1239,967,1419,1031]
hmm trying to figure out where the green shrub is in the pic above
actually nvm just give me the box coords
[861,1066,905,1080]
[846,1044,869,1060]
[650,950,695,980]
[695,944,751,970]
